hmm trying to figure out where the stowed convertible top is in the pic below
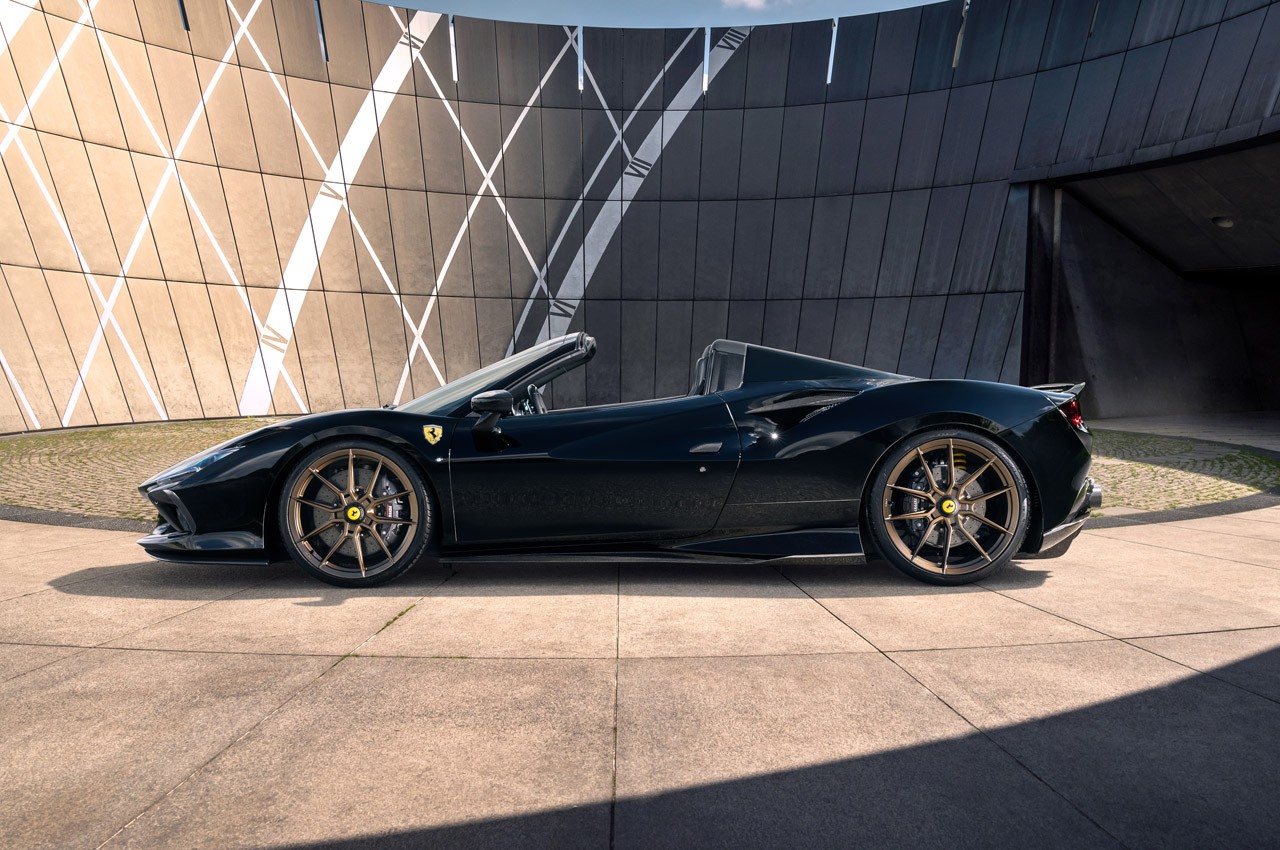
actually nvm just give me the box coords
[691,340,903,396]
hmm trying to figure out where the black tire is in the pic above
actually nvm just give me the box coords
[277,439,435,588]
[864,428,1030,586]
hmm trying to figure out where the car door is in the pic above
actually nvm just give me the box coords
[448,393,741,545]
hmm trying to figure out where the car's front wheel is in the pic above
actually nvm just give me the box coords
[278,440,434,587]
[865,428,1030,585]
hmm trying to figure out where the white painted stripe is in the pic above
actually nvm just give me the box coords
[0,0,38,61]
[238,11,442,415]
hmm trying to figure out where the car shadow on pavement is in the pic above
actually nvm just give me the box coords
[264,647,1280,850]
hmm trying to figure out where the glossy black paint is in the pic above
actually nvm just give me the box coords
[138,334,1093,566]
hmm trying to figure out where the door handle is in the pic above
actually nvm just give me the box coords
[689,441,722,454]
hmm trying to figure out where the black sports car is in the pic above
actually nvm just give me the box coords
[138,333,1100,587]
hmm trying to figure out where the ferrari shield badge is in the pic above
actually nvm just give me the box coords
[423,424,443,445]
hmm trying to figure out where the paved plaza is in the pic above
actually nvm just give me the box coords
[2,497,1280,848]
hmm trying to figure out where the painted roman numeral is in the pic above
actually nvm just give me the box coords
[623,156,653,179]
[716,28,747,50]
[260,324,290,353]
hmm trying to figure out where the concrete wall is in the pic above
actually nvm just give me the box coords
[2,0,1280,431]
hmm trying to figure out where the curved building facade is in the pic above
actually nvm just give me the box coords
[1,0,1278,432]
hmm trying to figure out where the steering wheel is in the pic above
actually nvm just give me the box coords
[527,383,547,415]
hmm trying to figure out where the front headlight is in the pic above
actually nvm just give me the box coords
[149,445,243,488]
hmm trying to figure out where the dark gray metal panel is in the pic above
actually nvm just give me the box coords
[626,111,664,202]
[737,108,784,199]
[467,198,511,298]
[815,101,864,195]
[803,194,853,299]
[272,0,326,81]
[500,104,543,199]
[454,16,500,104]
[1017,65,1080,169]
[505,196,546,302]
[1230,5,1280,125]
[694,201,736,300]
[855,96,907,193]
[896,295,947,376]
[437,295,481,380]
[583,200,622,300]
[700,109,745,200]
[1227,0,1271,14]
[1141,27,1217,146]
[460,101,505,195]
[495,20,542,107]
[913,184,969,296]
[830,298,874,365]
[583,27,625,114]
[1177,0,1229,33]
[418,97,466,194]
[766,198,814,299]
[426,192,473,296]
[654,300,694,397]
[987,185,1028,292]
[321,0,371,88]
[665,27,705,109]
[863,297,911,371]
[660,110,703,201]
[996,0,1053,78]
[777,104,824,197]
[416,12,457,100]
[869,6,922,98]
[621,201,660,300]
[934,83,990,186]
[727,299,766,345]
[876,189,930,298]
[541,107,582,199]
[690,299,731,364]
[544,195,582,302]
[953,0,1009,86]
[1057,55,1124,163]
[895,90,948,190]
[583,299,621,404]
[973,75,1034,181]
[1130,0,1185,47]
[828,14,877,102]
[581,109,622,200]
[965,291,1021,380]
[624,29,667,111]
[786,19,832,105]
[931,293,983,378]
[911,1,962,92]
[1000,295,1024,384]
[840,193,891,298]
[797,298,838,357]
[950,182,1007,294]
[1040,0,1095,70]
[1185,9,1265,137]
[1084,0,1141,59]
[619,299,657,401]
[761,299,802,350]
[1098,41,1171,156]
[745,24,792,108]
[731,200,775,300]
[475,297,514,367]
[707,27,751,109]
[539,24,580,109]
[658,201,698,299]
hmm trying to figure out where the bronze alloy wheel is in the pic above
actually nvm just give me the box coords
[877,434,1024,578]
[285,446,425,583]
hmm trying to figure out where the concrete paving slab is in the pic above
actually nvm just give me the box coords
[1162,513,1280,542]
[1089,522,1280,570]
[1131,626,1280,702]
[0,647,332,850]
[614,654,1117,849]
[618,564,875,658]
[0,560,283,646]
[781,560,1102,651]
[893,640,1280,850]
[361,563,618,659]
[0,534,149,601]
[988,533,1280,637]
[1226,505,1280,524]
[0,519,135,557]
[103,657,616,850]
[0,642,81,682]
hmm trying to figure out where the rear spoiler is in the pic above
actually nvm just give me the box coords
[1031,382,1085,397]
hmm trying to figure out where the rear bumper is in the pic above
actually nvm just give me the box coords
[1034,477,1100,556]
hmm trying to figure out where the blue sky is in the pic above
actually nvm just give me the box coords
[374,0,933,28]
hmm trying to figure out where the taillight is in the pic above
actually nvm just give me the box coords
[1059,397,1085,431]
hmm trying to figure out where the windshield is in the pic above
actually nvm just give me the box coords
[395,335,574,416]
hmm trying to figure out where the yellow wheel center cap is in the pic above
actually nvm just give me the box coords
[939,498,957,516]
[345,505,364,522]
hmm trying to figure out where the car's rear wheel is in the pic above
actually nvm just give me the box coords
[278,440,433,587]
[865,428,1029,585]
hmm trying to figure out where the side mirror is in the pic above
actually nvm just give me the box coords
[471,389,513,415]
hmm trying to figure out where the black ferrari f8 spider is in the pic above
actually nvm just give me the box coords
[139,333,1100,587]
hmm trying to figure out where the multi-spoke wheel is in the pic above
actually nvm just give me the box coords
[277,440,434,587]
[865,428,1029,585]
